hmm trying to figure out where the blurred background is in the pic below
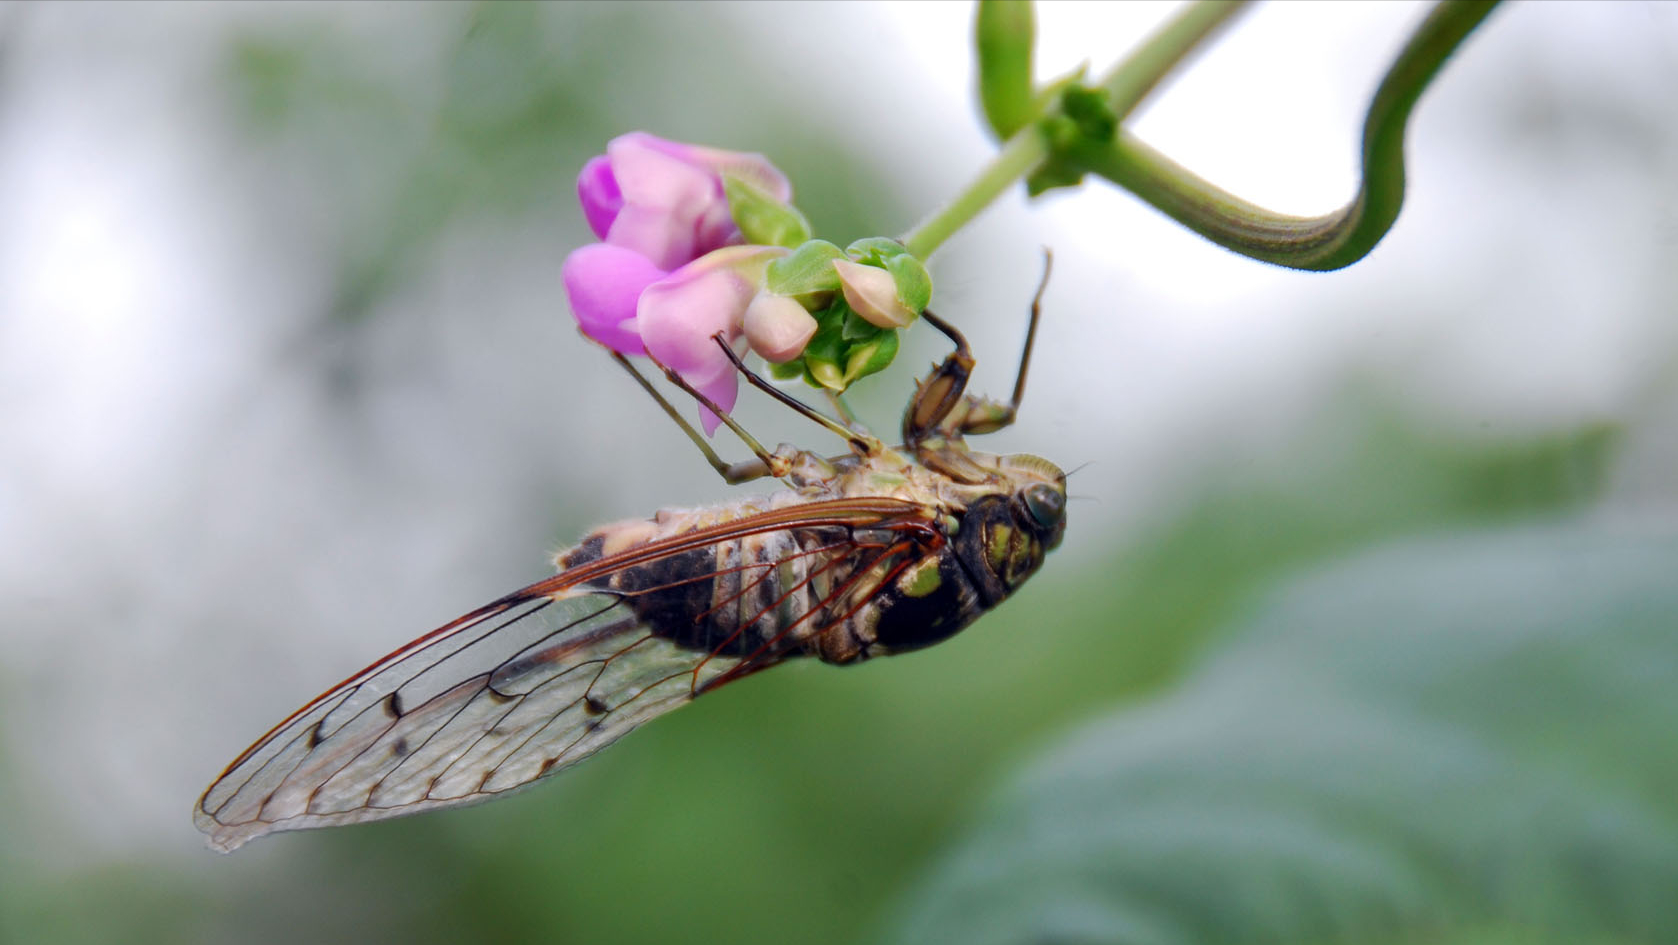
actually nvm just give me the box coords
[2,2,1676,943]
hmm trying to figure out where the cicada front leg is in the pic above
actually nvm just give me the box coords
[608,350,786,485]
[616,332,880,487]
[903,250,1051,445]
[709,335,886,460]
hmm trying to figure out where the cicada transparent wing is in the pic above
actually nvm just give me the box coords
[195,496,931,852]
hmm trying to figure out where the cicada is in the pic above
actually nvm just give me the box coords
[194,279,1066,852]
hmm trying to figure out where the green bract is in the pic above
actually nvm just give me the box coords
[884,253,933,312]
[753,236,935,393]
[723,174,811,248]
[842,328,899,386]
[765,239,844,300]
[844,236,911,266]
[1029,83,1119,195]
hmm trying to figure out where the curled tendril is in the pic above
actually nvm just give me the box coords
[905,0,1504,272]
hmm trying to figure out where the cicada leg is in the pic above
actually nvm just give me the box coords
[608,351,780,484]
[822,390,860,428]
[902,249,1051,444]
[709,335,886,458]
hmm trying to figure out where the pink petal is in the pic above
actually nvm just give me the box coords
[561,243,666,356]
[692,199,743,258]
[692,362,740,436]
[576,155,622,241]
[607,136,717,219]
[638,264,752,377]
[606,204,702,271]
[639,246,783,437]
[682,143,793,203]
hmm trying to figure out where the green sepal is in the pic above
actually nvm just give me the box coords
[842,329,899,386]
[884,253,932,313]
[766,358,806,381]
[845,237,910,267]
[723,175,811,248]
[841,305,881,343]
[807,359,845,391]
[765,239,844,303]
[1026,157,1086,196]
[791,297,905,393]
[1059,84,1117,143]
[800,302,848,391]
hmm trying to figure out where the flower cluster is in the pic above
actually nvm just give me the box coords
[561,133,931,434]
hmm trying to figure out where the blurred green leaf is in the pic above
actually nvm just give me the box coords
[888,521,1678,945]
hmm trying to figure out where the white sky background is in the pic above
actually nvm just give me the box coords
[1,0,1676,867]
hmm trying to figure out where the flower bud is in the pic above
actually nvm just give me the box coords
[743,292,817,363]
[833,259,916,329]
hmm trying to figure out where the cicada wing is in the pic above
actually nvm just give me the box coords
[194,495,929,852]
[194,590,751,852]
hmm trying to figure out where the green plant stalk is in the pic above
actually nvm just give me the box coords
[904,0,1500,270]
[903,0,1240,260]
[1099,0,1249,121]
[1075,0,1502,270]
[901,129,1047,261]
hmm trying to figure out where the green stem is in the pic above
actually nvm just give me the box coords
[1075,0,1502,270]
[1099,0,1249,121]
[903,0,1500,271]
[901,0,1250,261]
[900,129,1047,261]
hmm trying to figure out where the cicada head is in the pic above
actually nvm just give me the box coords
[944,451,1066,606]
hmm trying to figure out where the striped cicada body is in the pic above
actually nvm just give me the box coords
[195,282,1065,853]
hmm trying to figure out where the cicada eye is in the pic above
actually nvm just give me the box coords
[1020,483,1065,530]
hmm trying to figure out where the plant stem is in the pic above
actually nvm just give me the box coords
[900,129,1047,261]
[1077,0,1502,269]
[901,0,1501,271]
[1099,0,1249,121]
[900,0,1250,261]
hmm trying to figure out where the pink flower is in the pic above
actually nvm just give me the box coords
[638,246,782,434]
[576,132,790,271]
[560,244,663,356]
[563,134,797,436]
